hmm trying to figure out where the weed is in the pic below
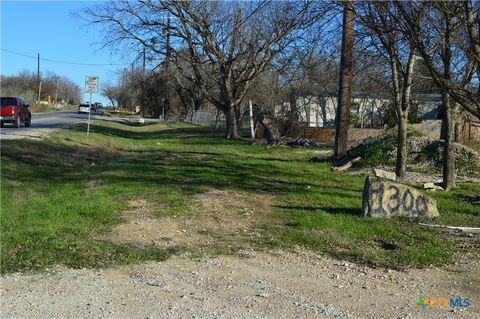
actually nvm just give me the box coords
[349,131,397,168]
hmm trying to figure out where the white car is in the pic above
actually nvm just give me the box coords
[78,104,91,114]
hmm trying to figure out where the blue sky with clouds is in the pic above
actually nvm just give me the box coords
[1,0,133,104]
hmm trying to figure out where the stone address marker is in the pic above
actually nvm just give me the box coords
[362,176,439,218]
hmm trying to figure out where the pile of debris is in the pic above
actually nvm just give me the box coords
[278,138,328,148]
[392,136,480,171]
[423,182,445,192]
[293,138,324,147]
[350,133,480,175]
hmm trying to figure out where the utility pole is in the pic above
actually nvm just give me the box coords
[160,16,172,118]
[37,53,41,103]
[334,0,355,164]
[37,53,40,83]
[131,62,135,112]
[37,81,42,103]
[141,48,146,116]
[54,78,60,105]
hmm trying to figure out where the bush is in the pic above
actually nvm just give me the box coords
[349,131,397,168]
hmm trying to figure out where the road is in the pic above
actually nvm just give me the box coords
[1,248,478,319]
[0,110,159,140]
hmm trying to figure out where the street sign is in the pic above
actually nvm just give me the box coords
[85,76,99,138]
[85,76,99,93]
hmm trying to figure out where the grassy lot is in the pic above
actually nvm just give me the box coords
[1,121,479,273]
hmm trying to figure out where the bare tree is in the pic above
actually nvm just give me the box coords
[1,70,81,105]
[438,3,459,190]
[101,82,119,107]
[168,52,206,121]
[395,1,480,118]
[81,0,331,139]
[356,1,420,179]
[393,1,479,189]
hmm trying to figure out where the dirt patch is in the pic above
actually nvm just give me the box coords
[100,190,275,249]
[160,151,213,162]
[97,198,200,248]
[193,189,273,231]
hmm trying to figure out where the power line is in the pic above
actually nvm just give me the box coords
[1,48,130,66]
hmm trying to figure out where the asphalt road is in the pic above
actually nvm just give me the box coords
[0,110,160,140]
[0,110,100,140]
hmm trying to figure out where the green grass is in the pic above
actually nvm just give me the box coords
[349,128,424,168]
[1,121,478,273]
[349,131,397,168]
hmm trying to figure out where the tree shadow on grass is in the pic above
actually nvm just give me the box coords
[1,136,327,198]
[458,194,480,207]
[73,123,234,145]
[1,122,366,217]
[273,205,361,216]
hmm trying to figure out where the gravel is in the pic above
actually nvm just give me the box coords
[1,248,478,319]
[348,166,480,184]
[387,136,480,172]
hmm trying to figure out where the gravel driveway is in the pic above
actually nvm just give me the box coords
[1,249,478,319]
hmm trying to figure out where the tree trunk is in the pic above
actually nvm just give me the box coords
[175,86,189,121]
[441,10,456,191]
[334,0,355,164]
[107,97,115,108]
[235,106,245,134]
[213,108,221,132]
[395,111,408,180]
[442,93,456,190]
[393,49,415,181]
[258,111,279,145]
[225,106,240,139]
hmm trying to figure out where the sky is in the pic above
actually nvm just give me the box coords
[1,0,133,105]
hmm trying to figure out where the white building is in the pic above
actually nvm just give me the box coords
[276,93,442,128]
[412,94,442,120]
[276,94,390,128]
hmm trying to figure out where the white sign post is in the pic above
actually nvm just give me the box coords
[85,76,99,138]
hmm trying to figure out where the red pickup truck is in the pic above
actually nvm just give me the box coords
[0,96,31,128]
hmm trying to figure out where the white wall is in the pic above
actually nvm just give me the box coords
[277,95,389,128]
[275,94,442,127]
